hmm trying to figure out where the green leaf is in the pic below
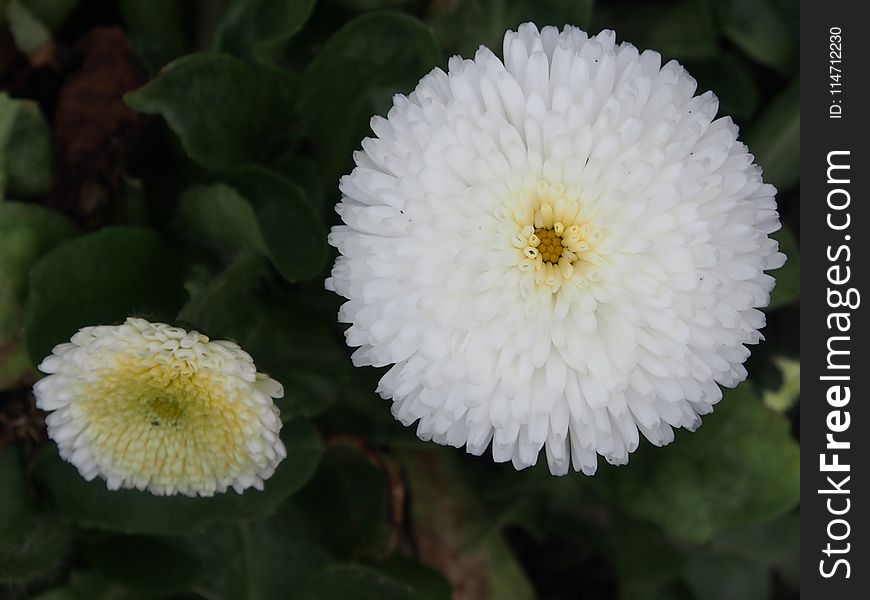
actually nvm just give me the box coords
[177,252,268,326]
[125,53,295,170]
[28,571,144,600]
[331,0,414,12]
[594,385,800,543]
[400,448,536,600]
[722,0,794,74]
[298,564,416,600]
[709,511,799,586]
[321,373,425,447]
[744,80,799,192]
[174,183,269,256]
[687,53,759,122]
[430,0,595,58]
[768,226,799,308]
[3,98,53,198]
[119,0,190,73]
[175,170,327,283]
[0,93,53,199]
[299,12,441,182]
[33,418,323,534]
[189,501,333,600]
[769,0,798,42]
[224,166,328,282]
[5,0,51,54]
[249,303,347,416]
[21,0,77,30]
[0,447,32,541]
[652,581,694,600]
[294,443,392,558]
[0,447,71,584]
[0,346,34,391]
[594,1,718,61]
[181,284,347,419]
[269,152,328,214]
[636,1,719,60]
[112,177,149,225]
[605,518,684,600]
[0,516,72,584]
[24,227,188,364]
[86,535,201,593]
[376,555,451,600]
[0,203,77,388]
[0,204,76,331]
[0,95,16,197]
[683,551,769,600]
[214,0,318,62]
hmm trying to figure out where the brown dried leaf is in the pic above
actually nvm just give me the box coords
[0,390,45,450]
[50,27,148,229]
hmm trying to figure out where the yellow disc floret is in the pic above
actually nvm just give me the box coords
[534,227,563,264]
[509,181,603,293]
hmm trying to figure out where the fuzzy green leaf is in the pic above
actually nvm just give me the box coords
[293,444,392,558]
[745,81,800,192]
[0,448,71,584]
[722,0,795,74]
[5,0,51,54]
[224,166,327,282]
[33,418,323,535]
[0,203,77,337]
[214,0,318,61]
[126,53,295,170]
[687,53,759,122]
[709,512,799,586]
[376,555,451,600]
[174,183,269,256]
[175,168,327,283]
[430,0,594,58]
[0,93,53,199]
[594,386,800,543]
[0,203,77,387]
[189,501,332,600]
[683,551,769,600]
[119,0,190,73]
[27,571,143,600]
[86,535,201,593]
[181,284,347,419]
[298,565,416,600]
[24,227,187,363]
[605,518,685,600]
[594,1,717,61]
[299,12,441,181]
[21,0,77,29]
[768,226,799,309]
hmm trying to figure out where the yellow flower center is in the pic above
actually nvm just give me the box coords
[533,227,564,264]
[150,396,184,425]
[76,354,262,489]
[510,181,603,292]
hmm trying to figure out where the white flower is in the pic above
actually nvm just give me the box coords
[33,318,286,496]
[326,24,785,475]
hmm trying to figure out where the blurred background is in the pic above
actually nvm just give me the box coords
[0,1,799,599]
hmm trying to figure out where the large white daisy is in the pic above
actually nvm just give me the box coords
[326,23,785,475]
[34,318,286,496]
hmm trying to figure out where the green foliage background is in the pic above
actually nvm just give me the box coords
[0,0,799,598]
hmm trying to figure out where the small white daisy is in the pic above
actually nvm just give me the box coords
[326,23,785,475]
[33,318,286,496]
